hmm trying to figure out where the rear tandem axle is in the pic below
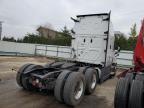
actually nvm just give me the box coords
[16,62,99,106]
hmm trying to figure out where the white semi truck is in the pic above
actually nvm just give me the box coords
[16,12,116,106]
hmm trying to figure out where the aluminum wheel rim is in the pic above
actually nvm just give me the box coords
[74,80,84,100]
[91,74,97,89]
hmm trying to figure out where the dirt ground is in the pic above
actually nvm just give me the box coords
[0,56,121,108]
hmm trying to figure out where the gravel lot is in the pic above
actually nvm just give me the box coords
[0,56,121,108]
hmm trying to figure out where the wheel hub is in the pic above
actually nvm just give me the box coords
[74,80,84,100]
[91,74,96,89]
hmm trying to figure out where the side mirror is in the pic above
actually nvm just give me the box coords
[115,46,121,57]
[71,29,75,34]
[117,46,121,52]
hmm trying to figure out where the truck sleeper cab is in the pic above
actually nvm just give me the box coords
[16,12,116,106]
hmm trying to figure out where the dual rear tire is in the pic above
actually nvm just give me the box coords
[128,80,144,108]
[54,71,86,106]
[114,78,131,108]
[85,68,98,94]
[54,68,98,106]
[114,73,144,108]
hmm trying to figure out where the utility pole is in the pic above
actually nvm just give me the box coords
[0,21,2,40]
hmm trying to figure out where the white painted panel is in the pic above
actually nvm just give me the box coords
[0,41,36,54]
[58,53,71,58]
[36,45,46,50]
[36,50,46,56]
[58,47,71,53]
[117,58,133,66]
[71,14,116,65]
[117,52,133,60]
[73,15,108,35]
[46,51,57,57]
[46,46,57,51]
[116,50,134,67]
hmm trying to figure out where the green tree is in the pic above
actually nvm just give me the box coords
[129,23,137,38]
[22,33,41,43]
[2,36,16,42]
[126,23,138,51]
[17,38,23,43]
[114,23,138,51]
[1,26,71,46]
[19,32,71,46]
[114,34,128,50]
[127,36,137,51]
[61,26,71,38]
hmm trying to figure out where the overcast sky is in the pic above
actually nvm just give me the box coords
[0,0,144,38]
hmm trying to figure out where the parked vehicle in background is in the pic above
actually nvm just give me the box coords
[114,19,144,108]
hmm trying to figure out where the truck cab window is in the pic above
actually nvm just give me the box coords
[90,39,93,43]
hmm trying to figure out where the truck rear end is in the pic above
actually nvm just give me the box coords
[16,12,116,106]
[72,13,115,66]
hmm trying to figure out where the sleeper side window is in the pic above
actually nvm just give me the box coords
[90,39,93,43]
[83,38,86,43]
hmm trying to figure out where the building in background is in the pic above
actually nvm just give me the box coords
[114,31,128,40]
[114,31,125,37]
[37,26,57,39]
